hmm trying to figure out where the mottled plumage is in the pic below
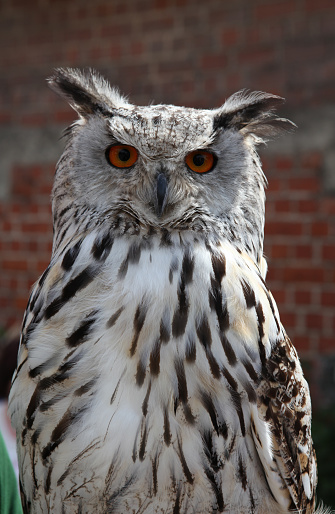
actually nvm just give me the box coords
[9,69,320,513]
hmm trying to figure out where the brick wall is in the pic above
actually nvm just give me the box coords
[0,0,334,403]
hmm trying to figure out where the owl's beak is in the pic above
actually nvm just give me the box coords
[155,172,168,217]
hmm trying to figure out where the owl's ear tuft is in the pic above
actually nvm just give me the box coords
[213,90,296,142]
[48,68,129,117]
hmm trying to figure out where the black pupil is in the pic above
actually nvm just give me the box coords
[118,148,131,162]
[193,153,205,167]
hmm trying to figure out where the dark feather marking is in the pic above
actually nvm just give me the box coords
[92,232,114,261]
[249,487,256,513]
[196,315,221,378]
[241,279,256,308]
[31,428,41,445]
[222,367,238,391]
[26,387,41,429]
[175,358,188,403]
[264,289,280,333]
[242,360,259,383]
[173,485,181,514]
[238,455,248,490]
[135,359,146,387]
[142,381,152,416]
[152,451,158,496]
[14,356,28,379]
[169,256,179,284]
[45,465,52,494]
[130,300,147,356]
[39,395,64,412]
[45,266,96,319]
[29,354,57,379]
[118,241,141,278]
[42,406,85,461]
[180,247,194,285]
[111,375,123,404]
[150,338,161,376]
[163,407,171,446]
[74,378,96,397]
[196,315,212,347]
[202,430,222,472]
[209,278,230,332]
[66,311,97,348]
[185,335,196,363]
[213,95,286,132]
[106,306,124,328]
[62,239,82,270]
[255,301,265,339]
[211,253,226,283]
[139,421,148,461]
[49,71,112,116]
[201,390,218,434]
[177,436,194,484]
[160,228,172,247]
[220,333,237,366]
[204,467,225,512]
[241,379,257,403]
[230,389,246,436]
[160,316,170,344]
[172,274,189,338]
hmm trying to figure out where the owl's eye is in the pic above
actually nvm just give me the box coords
[185,150,216,174]
[106,144,138,168]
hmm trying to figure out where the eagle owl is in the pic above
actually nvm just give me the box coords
[9,69,319,514]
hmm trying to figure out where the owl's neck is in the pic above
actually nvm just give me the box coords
[51,198,265,272]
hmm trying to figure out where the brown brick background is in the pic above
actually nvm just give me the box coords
[0,0,335,404]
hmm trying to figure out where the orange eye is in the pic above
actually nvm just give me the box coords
[185,150,216,173]
[107,144,138,168]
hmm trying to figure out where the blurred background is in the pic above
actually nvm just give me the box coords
[0,0,334,507]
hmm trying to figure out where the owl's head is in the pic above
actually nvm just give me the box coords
[49,68,294,259]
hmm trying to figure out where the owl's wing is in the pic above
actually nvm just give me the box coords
[251,333,317,512]
[223,248,317,512]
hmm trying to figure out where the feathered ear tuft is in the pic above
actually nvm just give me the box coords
[47,68,130,117]
[213,90,296,142]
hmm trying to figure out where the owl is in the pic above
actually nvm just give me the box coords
[9,68,320,514]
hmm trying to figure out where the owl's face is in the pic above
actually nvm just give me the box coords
[50,69,293,253]
[68,103,255,230]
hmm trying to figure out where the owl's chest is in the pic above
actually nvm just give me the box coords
[16,232,270,512]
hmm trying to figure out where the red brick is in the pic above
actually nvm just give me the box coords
[301,152,322,169]
[288,177,319,191]
[269,288,286,304]
[21,222,51,233]
[265,222,303,236]
[254,1,297,19]
[274,200,291,213]
[274,156,294,171]
[298,200,318,213]
[321,292,335,306]
[293,335,311,352]
[202,55,227,69]
[271,244,289,258]
[283,267,325,283]
[2,260,28,271]
[279,312,296,328]
[221,28,239,45]
[295,290,312,305]
[319,337,335,353]
[310,222,329,237]
[322,245,335,260]
[294,245,313,259]
[306,314,323,329]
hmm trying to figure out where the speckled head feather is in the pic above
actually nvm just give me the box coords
[9,68,325,514]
